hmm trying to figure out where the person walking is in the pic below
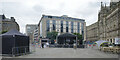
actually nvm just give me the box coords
[42,44,44,48]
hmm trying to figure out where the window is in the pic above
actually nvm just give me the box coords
[71,22,74,33]
[48,16,52,18]
[66,21,69,32]
[27,26,31,29]
[81,23,84,39]
[81,23,84,34]
[110,39,112,43]
[61,21,63,32]
[52,20,56,30]
[46,20,50,32]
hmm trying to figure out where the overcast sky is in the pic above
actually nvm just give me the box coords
[0,0,110,33]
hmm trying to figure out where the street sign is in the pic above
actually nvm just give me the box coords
[115,38,120,44]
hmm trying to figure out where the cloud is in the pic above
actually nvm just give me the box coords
[0,0,110,33]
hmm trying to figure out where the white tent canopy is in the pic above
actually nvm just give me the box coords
[94,40,109,48]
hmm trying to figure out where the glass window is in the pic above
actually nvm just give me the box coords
[81,23,84,34]
[52,20,56,30]
[27,26,31,29]
[81,23,84,39]
[48,16,52,18]
[46,20,50,32]
[66,21,69,32]
[61,21,63,32]
[71,21,74,33]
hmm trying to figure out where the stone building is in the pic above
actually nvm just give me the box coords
[86,1,120,44]
[38,15,86,41]
[86,22,98,44]
[33,27,39,43]
[98,1,120,44]
[26,24,37,43]
[0,14,19,34]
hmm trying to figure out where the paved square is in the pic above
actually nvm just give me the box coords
[17,48,118,58]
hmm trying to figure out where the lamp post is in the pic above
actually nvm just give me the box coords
[75,22,77,48]
[76,35,77,48]
[56,30,59,44]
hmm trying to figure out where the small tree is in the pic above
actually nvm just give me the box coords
[1,30,8,34]
[73,33,83,45]
[46,31,58,44]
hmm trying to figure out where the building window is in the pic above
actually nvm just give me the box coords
[52,20,56,31]
[81,23,84,34]
[77,22,80,33]
[46,20,50,32]
[81,23,84,39]
[71,21,74,33]
[110,39,112,43]
[61,21,63,32]
[66,21,69,32]
[27,26,31,29]
[48,16,52,18]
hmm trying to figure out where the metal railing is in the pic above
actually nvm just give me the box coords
[12,46,29,56]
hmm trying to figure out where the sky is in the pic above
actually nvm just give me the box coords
[0,0,110,33]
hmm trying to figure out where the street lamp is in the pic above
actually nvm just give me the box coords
[76,35,77,48]
[56,30,59,44]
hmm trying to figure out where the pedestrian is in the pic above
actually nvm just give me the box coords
[46,42,49,47]
[42,44,44,48]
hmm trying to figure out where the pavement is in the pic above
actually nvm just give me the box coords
[0,56,2,60]
[15,47,119,58]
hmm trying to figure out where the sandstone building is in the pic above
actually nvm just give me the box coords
[26,24,37,43]
[86,22,98,44]
[86,1,120,44]
[0,14,19,34]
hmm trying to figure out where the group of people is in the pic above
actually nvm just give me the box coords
[41,42,49,48]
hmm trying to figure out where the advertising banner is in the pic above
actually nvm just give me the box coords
[115,38,120,44]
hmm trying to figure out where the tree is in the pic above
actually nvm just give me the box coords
[73,33,83,45]
[46,31,58,44]
[1,30,8,34]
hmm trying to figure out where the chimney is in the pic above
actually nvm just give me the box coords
[2,14,6,19]
[11,17,15,21]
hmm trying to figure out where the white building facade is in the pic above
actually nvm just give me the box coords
[38,15,86,41]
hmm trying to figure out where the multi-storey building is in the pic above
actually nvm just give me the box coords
[86,1,120,44]
[86,22,98,44]
[38,15,86,41]
[0,14,19,33]
[33,27,39,43]
[26,24,37,43]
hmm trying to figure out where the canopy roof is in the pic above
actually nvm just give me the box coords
[94,40,109,48]
[58,33,76,38]
[0,29,26,36]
